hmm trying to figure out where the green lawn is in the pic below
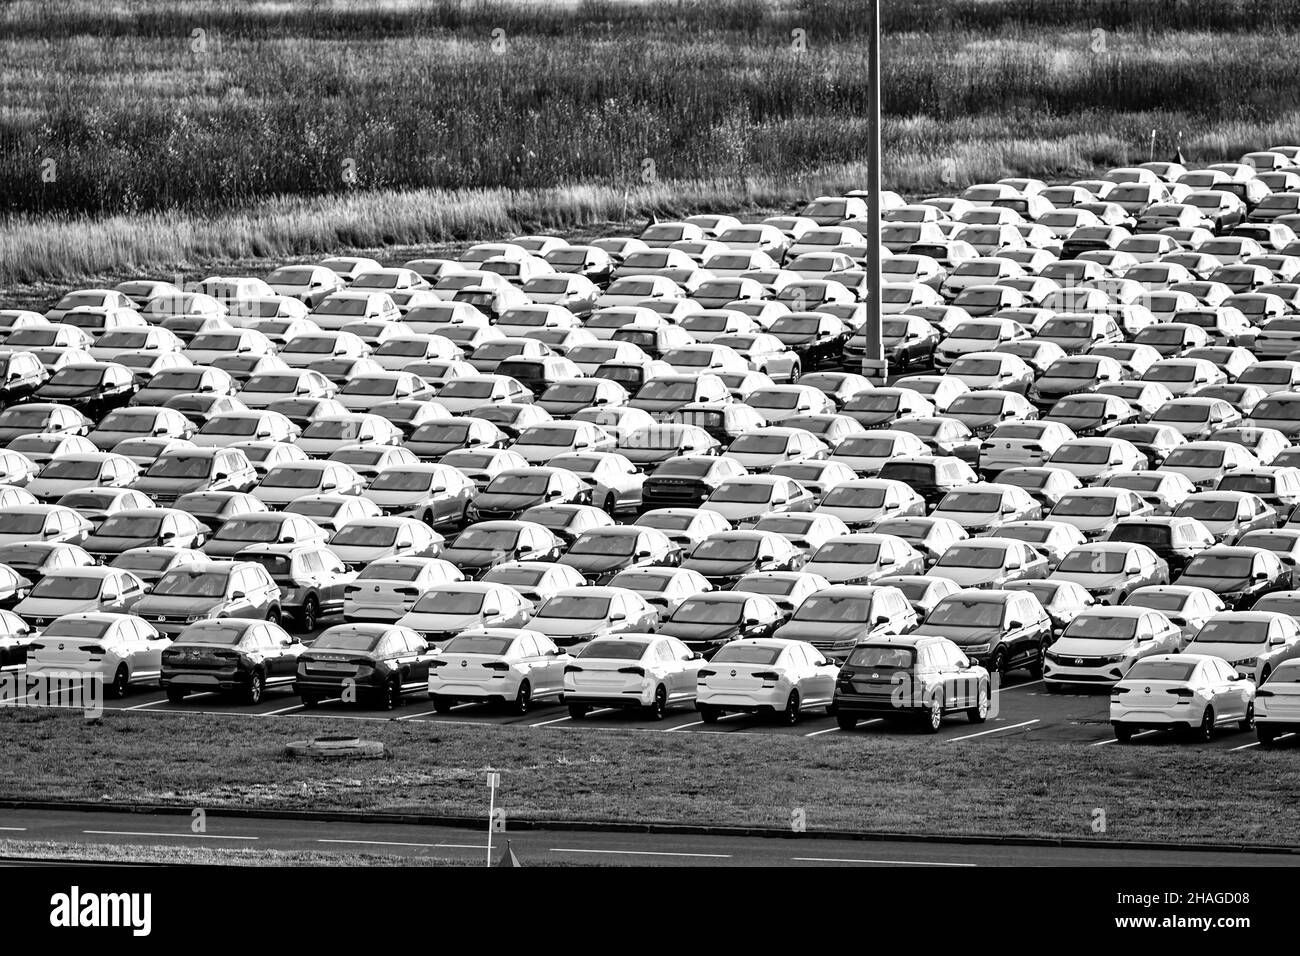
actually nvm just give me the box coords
[1,709,1294,846]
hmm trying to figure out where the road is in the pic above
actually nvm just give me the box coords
[1,807,1295,866]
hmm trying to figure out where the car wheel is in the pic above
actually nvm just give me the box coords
[1239,702,1255,732]
[836,712,858,731]
[602,492,616,515]
[698,704,720,724]
[243,671,265,705]
[1113,722,1133,743]
[108,666,129,700]
[380,678,401,711]
[990,649,1008,683]
[299,595,319,632]
[1194,706,1215,742]
[921,697,942,733]
[165,686,187,704]
[510,681,531,716]
[646,684,667,721]
[1260,666,1272,685]
[1029,639,1049,679]
[788,361,801,383]
[967,680,989,724]
[1258,726,1276,748]
[265,605,281,625]
[781,690,801,725]
[432,694,455,714]
[567,702,588,719]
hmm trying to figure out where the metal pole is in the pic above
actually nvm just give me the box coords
[862,0,886,385]
[486,771,498,866]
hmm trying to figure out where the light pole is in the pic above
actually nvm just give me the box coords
[861,0,887,385]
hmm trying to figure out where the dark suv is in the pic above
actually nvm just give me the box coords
[235,542,356,631]
[641,455,748,510]
[161,618,304,704]
[833,634,991,733]
[132,561,283,638]
[130,446,257,507]
[912,588,1054,681]
[1105,516,1216,577]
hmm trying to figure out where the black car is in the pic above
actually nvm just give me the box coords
[910,588,1054,681]
[0,541,95,586]
[0,350,47,411]
[680,531,803,588]
[161,618,304,704]
[656,591,785,657]
[437,520,564,578]
[641,455,748,510]
[833,634,990,732]
[295,622,435,709]
[880,316,941,372]
[1105,517,1216,577]
[0,402,91,445]
[1174,545,1293,610]
[767,312,851,370]
[469,467,589,522]
[31,362,138,419]
[876,457,974,511]
[557,526,681,585]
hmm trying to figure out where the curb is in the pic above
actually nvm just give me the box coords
[0,798,1295,856]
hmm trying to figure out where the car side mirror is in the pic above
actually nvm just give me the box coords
[873,614,890,626]
[230,590,246,601]
[280,535,296,544]
[692,652,704,660]
[609,612,626,622]
[159,531,175,542]
[1254,571,1269,581]
[213,471,229,481]
[1269,635,1286,646]
[743,617,761,627]
[1007,620,1026,630]
[635,549,652,559]
[280,638,294,647]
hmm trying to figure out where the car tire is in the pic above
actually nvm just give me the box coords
[1029,639,1049,679]
[265,605,281,625]
[165,687,187,704]
[788,362,801,383]
[108,666,129,700]
[1113,722,1133,743]
[1194,706,1215,742]
[990,648,1008,683]
[423,509,437,528]
[1258,726,1276,748]
[1238,702,1255,732]
[243,671,265,705]
[510,681,531,716]
[567,702,588,719]
[602,492,616,515]
[921,697,942,734]
[698,704,720,724]
[646,685,667,721]
[836,712,858,731]
[781,690,801,725]
[299,595,319,633]
[432,694,455,714]
[380,678,401,711]
[968,680,989,724]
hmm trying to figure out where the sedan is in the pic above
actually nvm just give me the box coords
[562,633,704,720]
[1048,542,1170,605]
[295,623,435,710]
[427,628,568,715]
[1110,653,1255,742]
[160,618,303,704]
[26,611,167,697]
[1044,606,1184,690]
[695,638,839,724]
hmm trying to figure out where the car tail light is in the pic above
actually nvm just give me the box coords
[751,671,780,681]
[27,643,44,651]
[396,587,420,596]
[483,661,510,671]
[563,665,583,674]
[697,669,716,678]
[617,666,645,676]
[344,585,360,593]
[1111,686,1131,695]
[79,645,106,654]
[1167,687,1195,697]
[430,659,448,668]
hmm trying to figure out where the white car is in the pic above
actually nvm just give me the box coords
[1110,653,1256,742]
[427,627,568,714]
[1182,611,1300,684]
[397,582,534,642]
[562,633,704,720]
[25,611,167,698]
[695,637,839,723]
[1123,584,1225,647]
[1254,659,1300,746]
[481,560,588,606]
[606,566,712,615]
[1043,606,1183,689]
[341,557,465,622]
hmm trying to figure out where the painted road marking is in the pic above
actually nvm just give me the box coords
[792,856,976,867]
[665,720,703,732]
[261,703,304,716]
[317,839,487,850]
[946,719,1039,742]
[550,847,731,859]
[83,830,257,840]
[1091,729,1160,746]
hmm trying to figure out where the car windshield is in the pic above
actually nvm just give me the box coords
[312,630,382,652]
[811,541,881,564]
[1177,500,1239,521]
[262,467,323,489]
[95,515,162,538]
[302,421,362,440]
[412,590,486,614]
[1056,550,1127,574]
[0,513,50,535]
[1053,496,1117,517]
[30,575,102,600]
[1192,620,1270,645]
[846,645,915,668]
[213,518,282,542]
[1217,475,1273,495]
[710,483,774,504]
[939,492,1000,514]
[1184,554,1254,578]
[152,569,230,597]
[1051,445,1110,465]
[672,599,743,625]
[926,599,1005,628]
[144,455,213,479]
[570,533,636,557]
[331,524,399,547]
[519,428,581,447]
[822,487,886,509]
[486,474,550,496]
[636,382,694,403]
[793,594,872,622]
[935,545,1008,569]
[1064,615,1138,640]
[110,552,173,573]
[452,529,519,552]
[38,459,101,480]
[690,538,760,561]
[536,594,611,620]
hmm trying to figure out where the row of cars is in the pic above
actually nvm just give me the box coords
[8,148,1300,746]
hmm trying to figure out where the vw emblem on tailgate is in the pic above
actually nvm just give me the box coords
[730,669,736,677]
[1144,686,1151,694]
[461,660,467,667]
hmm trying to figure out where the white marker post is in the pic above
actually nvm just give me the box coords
[486,770,500,866]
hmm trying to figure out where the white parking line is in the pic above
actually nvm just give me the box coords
[806,718,883,737]
[792,856,976,867]
[123,698,170,711]
[530,715,572,728]
[0,826,27,831]
[261,703,304,716]
[83,830,257,840]
[1000,679,1043,692]
[1230,741,1259,751]
[946,719,1039,742]
[317,838,486,849]
[1091,729,1160,746]
[665,720,703,732]
[550,847,731,859]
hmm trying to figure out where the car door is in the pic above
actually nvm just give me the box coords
[666,636,699,700]
[128,618,166,678]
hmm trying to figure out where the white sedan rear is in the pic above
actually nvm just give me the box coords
[695,638,838,724]
[428,628,567,715]
[25,612,167,699]
[562,633,703,720]
[1110,653,1255,742]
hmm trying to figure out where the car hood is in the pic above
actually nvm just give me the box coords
[681,556,759,577]
[473,492,544,512]
[801,560,887,584]
[912,624,1005,645]
[1175,574,1251,592]
[558,553,633,574]
[1050,570,1126,589]
[398,611,485,632]
[774,619,875,642]
[1184,640,1266,661]
[15,597,101,618]
[132,476,210,495]
[1050,636,1140,657]
[926,566,1001,587]
[83,533,158,553]
[438,546,506,568]
[658,621,742,641]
